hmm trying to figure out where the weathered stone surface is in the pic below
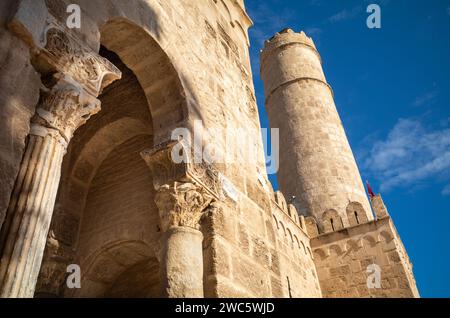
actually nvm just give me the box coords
[0,28,40,230]
[311,217,419,298]
[0,0,418,299]
[261,29,373,229]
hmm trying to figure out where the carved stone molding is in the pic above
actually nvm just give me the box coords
[31,73,101,146]
[9,8,121,97]
[155,182,214,232]
[141,141,224,200]
[141,141,226,232]
[38,22,121,96]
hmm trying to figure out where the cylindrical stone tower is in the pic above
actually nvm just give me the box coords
[261,29,372,230]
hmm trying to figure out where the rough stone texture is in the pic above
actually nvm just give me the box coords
[0,28,40,230]
[160,226,204,298]
[202,192,321,298]
[311,216,419,298]
[261,29,373,229]
[0,1,418,298]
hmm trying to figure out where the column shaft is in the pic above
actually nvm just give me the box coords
[0,74,101,298]
[141,144,221,298]
[160,226,204,297]
[0,131,65,297]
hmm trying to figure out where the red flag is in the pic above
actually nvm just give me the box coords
[366,181,375,198]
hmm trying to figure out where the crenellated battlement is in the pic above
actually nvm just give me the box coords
[311,215,419,298]
[272,190,309,231]
[260,29,317,66]
[0,0,419,299]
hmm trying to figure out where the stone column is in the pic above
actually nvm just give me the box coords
[0,75,102,298]
[1,10,122,296]
[155,182,212,297]
[141,142,223,298]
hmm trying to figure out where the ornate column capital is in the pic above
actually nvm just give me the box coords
[30,73,101,147]
[141,141,228,297]
[155,182,214,232]
[10,13,121,97]
[10,11,122,149]
[141,141,225,231]
[141,141,225,200]
[37,22,121,96]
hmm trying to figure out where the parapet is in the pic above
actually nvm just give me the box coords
[371,194,390,219]
[260,28,318,65]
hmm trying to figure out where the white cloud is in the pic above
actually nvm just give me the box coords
[304,27,322,37]
[362,119,450,192]
[412,90,438,107]
[328,6,362,23]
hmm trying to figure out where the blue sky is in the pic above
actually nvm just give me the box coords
[245,0,450,297]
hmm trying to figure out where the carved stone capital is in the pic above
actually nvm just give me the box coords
[31,73,100,144]
[38,23,121,96]
[10,10,121,96]
[141,141,224,200]
[141,141,225,232]
[155,182,214,231]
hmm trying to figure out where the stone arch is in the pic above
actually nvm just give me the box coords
[305,216,319,237]
[313,248,326,260]
[286,228,293,245]
[346,201,368,227]
[274,191,288,213]
[272,215,279,230]
[362,234,378,248]
[345,239,362,252]
[234,20,250,46]
[307,247,313,259]
[279,221,286,237]
[293,234,300,249]
[329,244,344,256]
[300,241,307,255]
[37,37,163,297]
[70,240,159,297]
[217,0,234,26]
[288,204,298,223]
[71,117,150,185]
[100,18,188,143]
[322,209,344,233]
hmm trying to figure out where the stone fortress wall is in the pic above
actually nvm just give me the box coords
[260,28,419,298]
[310,195,419,297]
[0,0,418,298]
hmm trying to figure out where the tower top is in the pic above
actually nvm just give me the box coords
[260,29,318,67]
